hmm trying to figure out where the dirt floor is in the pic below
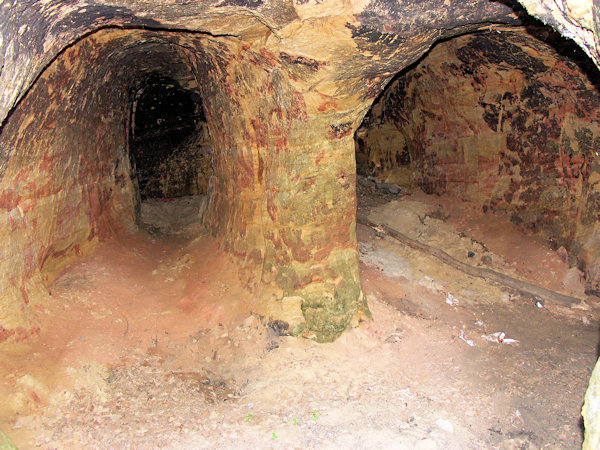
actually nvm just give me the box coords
[1,188,599,448]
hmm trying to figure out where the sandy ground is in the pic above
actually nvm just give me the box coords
[1,190,599,449]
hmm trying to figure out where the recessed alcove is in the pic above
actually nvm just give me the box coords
[355,24,600,299]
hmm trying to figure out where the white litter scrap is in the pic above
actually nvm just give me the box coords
[459,330,475,347]
[446,293,459,306]
[481,331,519,344]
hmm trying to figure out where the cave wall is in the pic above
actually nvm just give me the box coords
[517,0,599,67]
[356,28,600,292]
[0,31,139,340]
[188,35,368,341]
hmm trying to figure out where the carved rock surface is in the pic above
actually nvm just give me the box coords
[356,27,600,291]
[0,0,532,342]
[2,0,600,443]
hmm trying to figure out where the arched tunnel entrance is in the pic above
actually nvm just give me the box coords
[354,23,600,297]
[2,1,600,447]
[353,22,600,448]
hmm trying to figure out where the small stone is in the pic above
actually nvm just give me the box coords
[435,418,454,434]
[583,316,590,325]
[557,246,568,262]
[268,319,289,336]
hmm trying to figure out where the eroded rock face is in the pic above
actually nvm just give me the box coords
[0,30,139,339]
[517,0,599,67]
[356,27,600,292]
[1,0,533,343]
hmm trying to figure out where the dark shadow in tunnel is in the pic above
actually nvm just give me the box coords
[129,73,207,200]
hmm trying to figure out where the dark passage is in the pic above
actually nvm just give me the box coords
[130,73,210,200]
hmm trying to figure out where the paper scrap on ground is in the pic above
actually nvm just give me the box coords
[446,293,459,306]
[459,330,475,346]
[481,331,519,344]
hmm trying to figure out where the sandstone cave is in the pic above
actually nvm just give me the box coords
[3,1,600,448]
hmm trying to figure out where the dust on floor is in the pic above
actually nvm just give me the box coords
[0,191,598,449]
